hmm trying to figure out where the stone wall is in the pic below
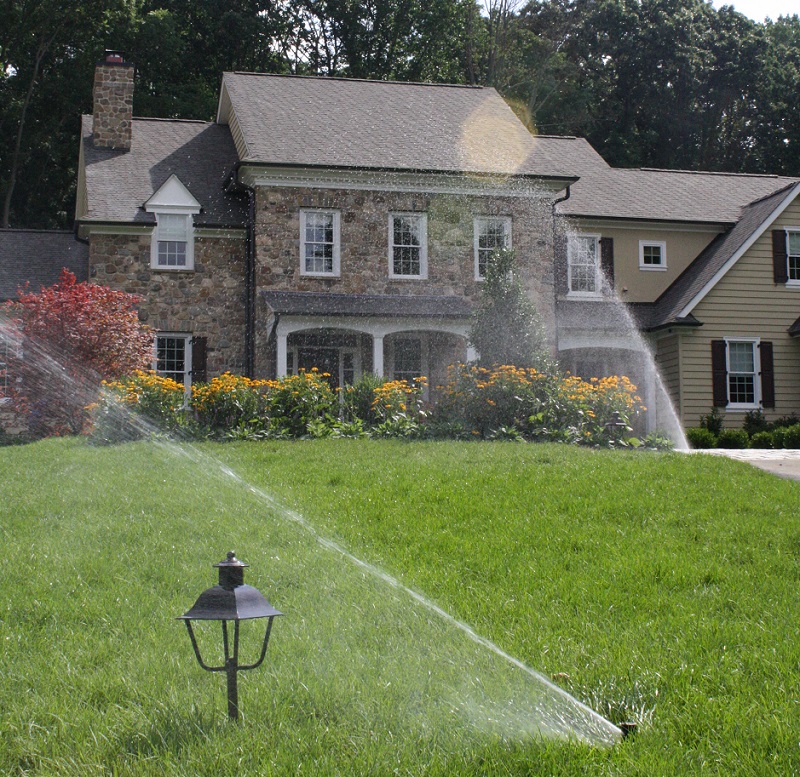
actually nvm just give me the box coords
[92,62,134,150]
[253,185,557,372]
[89,232,247,377]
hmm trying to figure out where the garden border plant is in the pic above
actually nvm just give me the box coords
[93,363,662,448]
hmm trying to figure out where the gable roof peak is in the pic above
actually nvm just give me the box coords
[224,70,486,91]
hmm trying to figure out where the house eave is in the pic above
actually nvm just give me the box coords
[235,161,575,198]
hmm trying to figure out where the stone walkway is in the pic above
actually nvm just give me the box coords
[695,448,800,481]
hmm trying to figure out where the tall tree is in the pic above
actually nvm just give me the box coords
[0,0,135,228]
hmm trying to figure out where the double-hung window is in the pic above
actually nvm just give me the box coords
[639,240,667,271]
[726,339,759,409]
[788,231,800,282]
[474,217,511,280]
[393,338,423,382]
[567,234,601,295]
[155,333,192,392]
[154,213,193,269]
[300,210,340,276]
[389,213,427,279]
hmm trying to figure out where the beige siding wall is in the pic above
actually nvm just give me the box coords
[655,333,681,417]
[679,196,800,427]
[597,225,719,302]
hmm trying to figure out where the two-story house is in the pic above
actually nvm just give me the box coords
[60,51,800,432]
[556,168,800,429]
[76,52,587,394]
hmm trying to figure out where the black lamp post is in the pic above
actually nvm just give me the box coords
[604,410,631,442]
[179,551,282,720]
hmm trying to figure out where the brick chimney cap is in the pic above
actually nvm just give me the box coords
[97,50,132,67]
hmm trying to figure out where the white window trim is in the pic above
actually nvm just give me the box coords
[639,240,667,271]
[148,209,196,271]
[567,233,602,298]
[474,216,512,281]
[300,209,341,277]
[724,337,760,411]
[154,332,193,393]
[784,227,800,287]
[388,213,428,280]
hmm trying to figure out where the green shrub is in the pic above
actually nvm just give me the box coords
[340,373,387,424]
[699,407,723,436]
[94,371,191,442]
[433,363,645,446]
[743,409,770,436]
[686,427,716,449]
[783,424,800,449]
[369,378,427,438]
[772,427,787,449]
[717,428,749,449]
[267,369,337,437]
[191,373,272,434]
[749,431,774,449]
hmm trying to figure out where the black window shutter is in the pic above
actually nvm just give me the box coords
[554,231,568,295]
[191,336,208,384]
[773,230,788,284]
[759,341,775,408]
[711,340,728,407]
[600,237,614,290]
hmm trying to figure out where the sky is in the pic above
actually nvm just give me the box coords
[710,0,798,22]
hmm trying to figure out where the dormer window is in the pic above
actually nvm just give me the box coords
[144,175,201,272]
[154,213,192,268]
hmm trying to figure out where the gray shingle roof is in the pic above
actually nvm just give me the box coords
[646,183,800,329]
[261,290,472,319]
[219,73,601,179]
[79,116,246,227]
[0,230,88,301]
[559,167,799,224]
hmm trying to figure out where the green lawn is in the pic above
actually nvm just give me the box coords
[1,438,799,775]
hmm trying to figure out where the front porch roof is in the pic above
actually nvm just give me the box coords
[261,290,472,319]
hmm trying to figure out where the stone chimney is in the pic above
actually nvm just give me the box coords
[92,50,134,150]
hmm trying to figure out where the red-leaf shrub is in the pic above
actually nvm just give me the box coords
[1,269,153,437]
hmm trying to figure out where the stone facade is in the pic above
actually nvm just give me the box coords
[92,60,134,150]
[88,232,247,376]
[253,184,557,376]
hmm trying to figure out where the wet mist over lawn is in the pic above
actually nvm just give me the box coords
[2,438,799,775]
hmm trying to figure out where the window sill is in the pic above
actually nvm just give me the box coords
[300,271,340,279]
[725,404,760,412]
[566,291,604,300]
[785,280,800,288]
[639,265,667,272]
[151,265,195,272]
[388,275,428,281]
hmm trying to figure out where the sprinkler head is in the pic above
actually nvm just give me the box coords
[619,721,637,739]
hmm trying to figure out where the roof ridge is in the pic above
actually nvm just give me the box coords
[638,167,786,179]
[226,71,485,90]
[742,179,800,208]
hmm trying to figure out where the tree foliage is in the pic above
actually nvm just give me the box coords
[1,0,800,229]
[469,248,548,369]
[1,269,153,436]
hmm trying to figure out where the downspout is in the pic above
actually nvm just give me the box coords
[244,186,256,378]
[551,185,571,358]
